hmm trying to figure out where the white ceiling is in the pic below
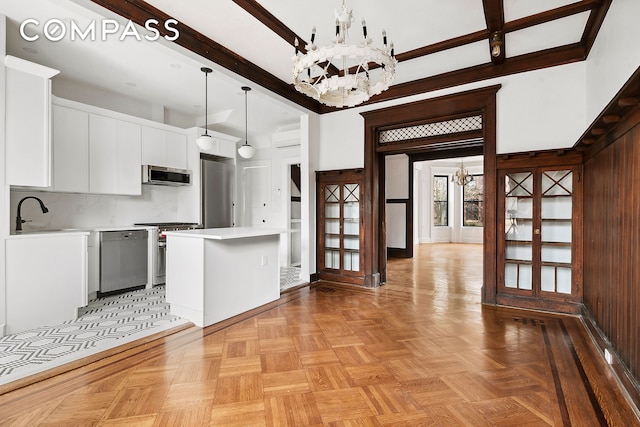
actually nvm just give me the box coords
[1,0,595,144]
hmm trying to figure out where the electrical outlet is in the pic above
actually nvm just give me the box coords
[604,348,613,365]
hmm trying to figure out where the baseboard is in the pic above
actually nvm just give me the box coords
[580,307,640,415]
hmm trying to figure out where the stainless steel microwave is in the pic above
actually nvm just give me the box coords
[142,165,192,186]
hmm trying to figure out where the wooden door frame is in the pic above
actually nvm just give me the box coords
[361,85,500,303]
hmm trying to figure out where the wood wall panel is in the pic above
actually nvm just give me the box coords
[583,121,640,388]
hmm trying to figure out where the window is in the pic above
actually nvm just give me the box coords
[463,175,484,227]
[433,175,448,226]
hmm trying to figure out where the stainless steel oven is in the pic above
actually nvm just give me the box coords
[135,222,201,285]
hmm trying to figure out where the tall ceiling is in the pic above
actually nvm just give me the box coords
[2,0,611,140]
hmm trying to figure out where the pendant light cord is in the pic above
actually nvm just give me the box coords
[244,89,248,145]
[201,67,212,136]
[204,71,208,136]
[242,86,251,146]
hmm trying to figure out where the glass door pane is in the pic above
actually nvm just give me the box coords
[324,184,340,269]
[343,183,360,272]
[504,172,533,291]
[540,170,572,294]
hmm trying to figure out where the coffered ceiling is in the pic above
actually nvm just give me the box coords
[93,0,611,113]
[2,0,611,140]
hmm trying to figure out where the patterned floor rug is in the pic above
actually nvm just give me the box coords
[0,286,188,385]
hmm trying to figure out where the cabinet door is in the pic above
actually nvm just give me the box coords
[218,139,237,159]
[89,114,118,194]
[540,169,573,295]
[321,179,363,276]
[142,126,188,169]
[503,171,534,293]
[499,167,579,308]
[89,114,141,195]
[5,62,57,187]
[141,126,165,167]
[116,120,142,195]
[52,105,89,193]
[164,131,188,169]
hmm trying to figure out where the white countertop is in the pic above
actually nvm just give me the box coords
[7,225,157,239]
[6,229,91,239]
[164,227,289,240]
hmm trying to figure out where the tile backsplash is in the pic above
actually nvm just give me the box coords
[10,186,184,232]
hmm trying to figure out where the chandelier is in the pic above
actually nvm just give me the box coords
[292,0,397,108]
[452,160,474,186]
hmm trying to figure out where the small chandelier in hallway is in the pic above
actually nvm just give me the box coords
[452,160,474,186]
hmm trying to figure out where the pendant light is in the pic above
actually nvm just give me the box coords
[196,67,215,151]
[237,86,256,159]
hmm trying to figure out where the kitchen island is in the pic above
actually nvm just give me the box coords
[163,227,287,327]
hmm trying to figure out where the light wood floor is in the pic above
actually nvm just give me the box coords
[0,243,638,426]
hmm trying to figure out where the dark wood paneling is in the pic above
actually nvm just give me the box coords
[583,115,640,403]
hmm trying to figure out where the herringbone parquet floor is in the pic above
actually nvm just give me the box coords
[0,243,638,426]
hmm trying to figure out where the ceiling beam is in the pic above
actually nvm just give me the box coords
[397,30,488,62]
[483,0,505,64]
[90,0,608,115]
[582,0,613,56]
[232,0,302,51]
[90,0,322,113]
[329,43,586,113]
[504,0,600,33]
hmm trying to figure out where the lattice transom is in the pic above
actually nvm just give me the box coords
[379,115,482,144]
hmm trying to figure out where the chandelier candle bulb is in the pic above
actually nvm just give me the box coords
[362,18,367,38]
[311,27,316,44]
[383,29,387,46]
[294,37,298,55]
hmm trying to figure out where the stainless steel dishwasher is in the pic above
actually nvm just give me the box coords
[99,230,148,296]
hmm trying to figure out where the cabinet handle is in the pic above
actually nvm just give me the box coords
[534,228,540,235]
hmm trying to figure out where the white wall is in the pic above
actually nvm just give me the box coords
[304,113,319,280]
[586,0,640,122]
[0,14,8,335]
[414,159,483,244]
[318,63,588,171]
[53,77,174,125]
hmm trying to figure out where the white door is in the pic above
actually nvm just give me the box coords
[242,164,270,226]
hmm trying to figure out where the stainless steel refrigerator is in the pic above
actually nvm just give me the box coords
[201,157,234,228]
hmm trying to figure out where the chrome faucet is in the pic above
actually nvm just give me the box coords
[16,196,49,232]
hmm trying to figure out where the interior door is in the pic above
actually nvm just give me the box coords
[242,164,270,226]
[385,154,413,258]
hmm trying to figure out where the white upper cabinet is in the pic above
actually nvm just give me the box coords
[197,129,238,159]
[142,126,188,170]
[89,114,141,195]
[52,105,90,193]
[5,56,59,187]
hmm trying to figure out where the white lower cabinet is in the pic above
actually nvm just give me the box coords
[5,233,89,335]
[89,114,142,195]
